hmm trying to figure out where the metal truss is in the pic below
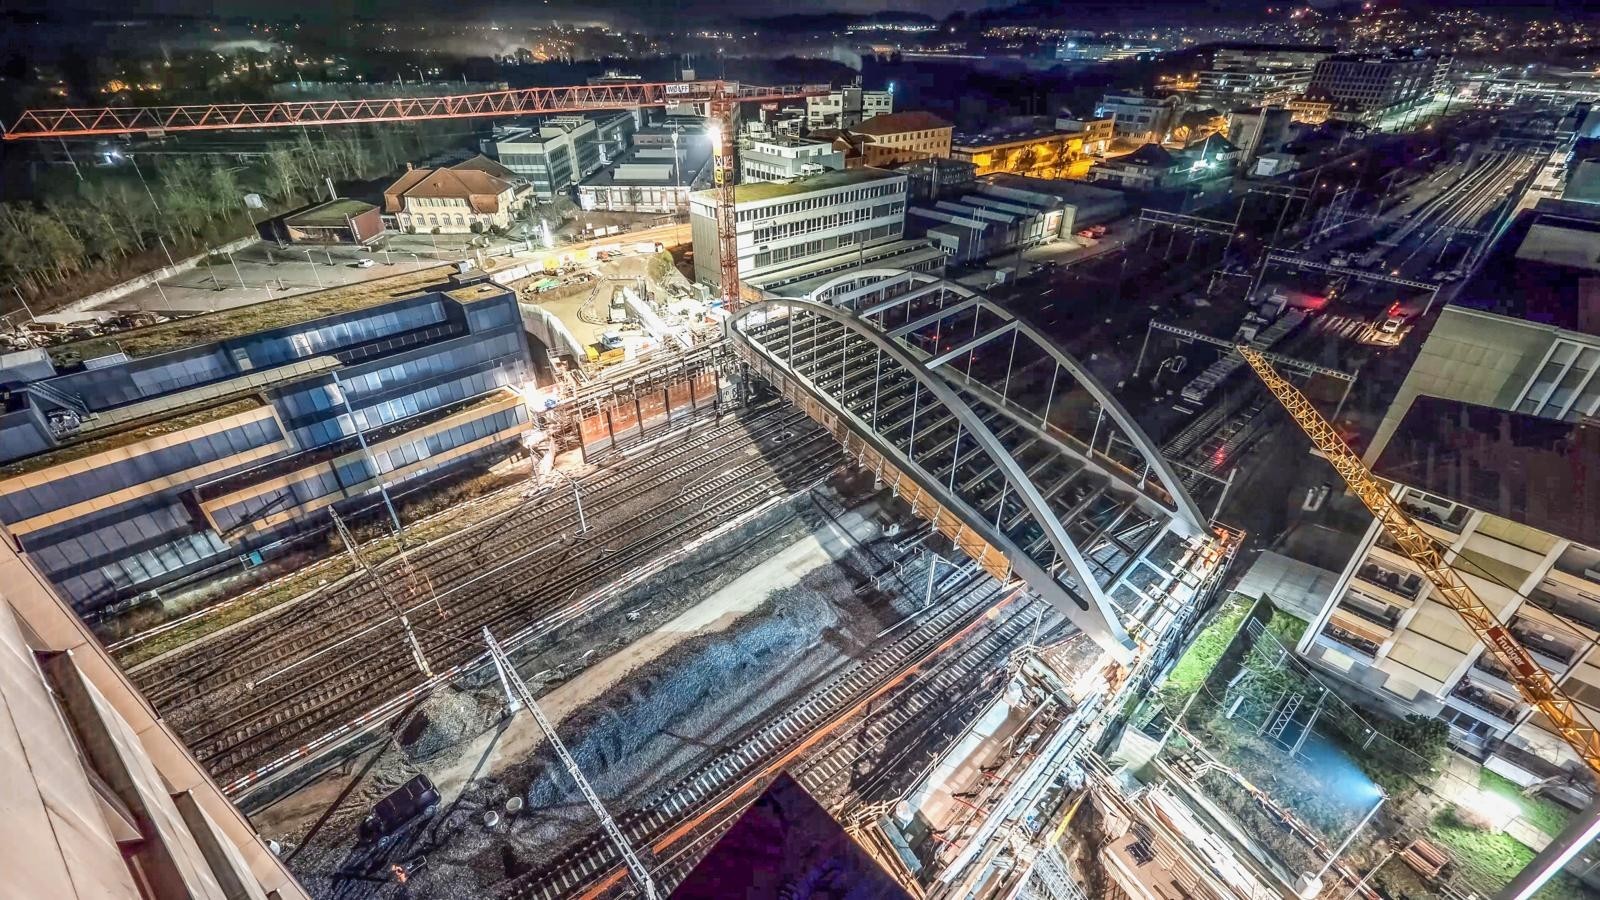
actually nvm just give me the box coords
[1264,252,1439,291]
[729,269,1207,660]
[2,80,830,140]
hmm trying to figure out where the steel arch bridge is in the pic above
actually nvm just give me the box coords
[728,269,1212,661]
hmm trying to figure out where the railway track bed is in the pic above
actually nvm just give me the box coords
[254,471,1012,900]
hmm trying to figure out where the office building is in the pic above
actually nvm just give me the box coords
[740,136,845,183]
[1194,65,1315,111]
[851,111,954,168]
[0,279,534,617]
[805,86,894,129]
[1096,92,1183,143]
[1305,50,1452,122]
[689,167,908,290]
[483,111,637,199]
[1299,199,1600,782]
[0,541,307,899]
[576,134,711,214]
[1211,44,1334,71]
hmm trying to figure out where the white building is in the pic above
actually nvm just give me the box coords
[482,111,636,199]
[576,138,711,215]
[806,86,894,129]
[1097,92,1183,143]
[689,167,908,289]
[740,136,845,183]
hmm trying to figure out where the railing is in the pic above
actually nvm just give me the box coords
[1450,679,1519,723]
[1356,563,1422,600]
[1337,598,1400,630]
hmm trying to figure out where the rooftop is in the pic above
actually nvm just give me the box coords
[49,267,460,363]
[0,397,264,480]
[283,198,378,228]
[697,166,904,204]
[851,110,953,136]
[1373,396,1600,548]
[1451,198,1600,338]
[953,127,1077,149]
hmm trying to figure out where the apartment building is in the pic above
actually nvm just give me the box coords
[1305,49,1452,122]
[1299,199,1600,782]
[0,279,533,617]
[0,539,307,899]
[688,167,908,289]
[805,86,894,129]
[740,136,845,182]
[1097,92,1183,143]
[852,111,954,168]
[483,111,637,199]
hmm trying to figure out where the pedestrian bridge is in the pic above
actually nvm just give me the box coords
[728,268,1212,661]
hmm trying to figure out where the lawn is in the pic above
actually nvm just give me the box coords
[1431,810,1589,900]
[1478,769,1577,839]
[1159,594,1253,702]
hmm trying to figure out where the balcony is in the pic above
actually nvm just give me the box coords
[1322,622,1380,658]
[1356,563,1422,602]
[1508,621,1580,669]
[1398,491,1470,534]
[1471,654,1520,695]
[1525,586,1600,636]
[1338,595,1401,631]
[1449,678,1520,724]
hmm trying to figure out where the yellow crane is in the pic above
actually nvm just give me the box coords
[1236,345,1600,777]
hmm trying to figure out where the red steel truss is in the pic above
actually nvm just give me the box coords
[2,80,830,140]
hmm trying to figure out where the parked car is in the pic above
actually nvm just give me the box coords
[352,258,376,268]
[360,775,439,842]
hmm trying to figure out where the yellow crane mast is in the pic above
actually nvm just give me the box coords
[1236,345,1600,777]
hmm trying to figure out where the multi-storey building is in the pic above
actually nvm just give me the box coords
[740,136,845,182]
[384,158,531,234]
[1211,44,1334,71]
[1194,65,1315,111]
[1055,37,1163,63]
[851,111,954,168]
[688,167,908,290]
[1228,106,1294,163]
[805,86,894,129]
[483,111,637,199]
[1300,199,1600,782]
[577,138,711,214]
[1305,49,1452,122]
[1,538,307,898]
[0,277,534,617]
[1097,92,1183,143]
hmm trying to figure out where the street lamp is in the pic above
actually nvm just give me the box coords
[547,469,588,535]
[303,249,323,289]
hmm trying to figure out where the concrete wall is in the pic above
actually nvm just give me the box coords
[61,235,259,316]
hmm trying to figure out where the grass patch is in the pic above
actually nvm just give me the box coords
[1265,609,1307,646]
[1431,810,1588,900]
[1159,594,1253,702]
[1479,769,1576,839]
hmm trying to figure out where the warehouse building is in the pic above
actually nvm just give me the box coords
[576,134,711,214]
[0,278,535,617]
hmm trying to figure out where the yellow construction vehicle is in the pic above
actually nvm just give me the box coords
[1237,345,1600,777]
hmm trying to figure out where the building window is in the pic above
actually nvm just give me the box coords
[1517,338,1600,420]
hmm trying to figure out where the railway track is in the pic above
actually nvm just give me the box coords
[137,404,846,784]
[507,573,1041,900]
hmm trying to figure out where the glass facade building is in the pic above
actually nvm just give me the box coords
[0,284,532,617]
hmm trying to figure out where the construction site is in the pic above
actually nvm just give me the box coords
[2,79,1599,900]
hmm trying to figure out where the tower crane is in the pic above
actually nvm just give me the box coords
[1,78,827,309]
[1237,345,1600,777]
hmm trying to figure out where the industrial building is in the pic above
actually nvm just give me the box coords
[482,111,637,199]
[950,119,1111,179]
[688,167,909,290]
[904,178,1116,264]
[1304,49,1453,122]
[739,135,845,182]
[804,85,894,129]
[1299,199,1600,783]
[0,540,307,899]
[0,279,534,616]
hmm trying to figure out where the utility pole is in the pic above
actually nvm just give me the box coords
[482,627,657,899]
[330,509,433,677]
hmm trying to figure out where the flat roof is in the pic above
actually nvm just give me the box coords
[0,396,264,480]
[1373,396,1600,548]
[49,266,461,364]
[699,166,903,204]
[284,198,377,228]
[1451,199,1600,338]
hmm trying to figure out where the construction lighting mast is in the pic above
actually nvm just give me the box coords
[1236,346,1600,776]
